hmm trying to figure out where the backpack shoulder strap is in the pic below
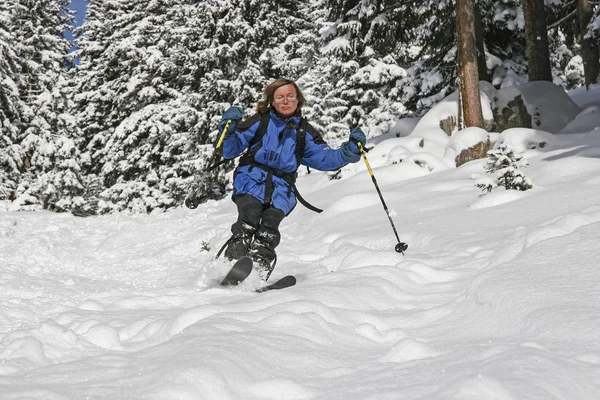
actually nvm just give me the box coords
[248,110,271,149]
[247,111,307,165]
[294,118,307,165]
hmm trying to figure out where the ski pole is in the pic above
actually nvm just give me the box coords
[204,119,232,171]
[215,120,231,150]
[185,120,232,209]
[357,142,408,254]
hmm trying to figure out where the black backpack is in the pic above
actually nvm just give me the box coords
[247,110,308,167]
[238,110,321,213]
[209,109,321,213]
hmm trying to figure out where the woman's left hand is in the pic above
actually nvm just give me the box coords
[340,127,366,163]
[349,127,366,147]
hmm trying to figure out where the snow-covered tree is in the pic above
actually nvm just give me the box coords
[72,0,316,213]
[576,0,599,88]
[302,0,407,144]
[476,143,533,193]
[0,0,84,211]
[2,0,586,214]
[7,0,86,212]
[0,1,24,200]
[72,0,209,213]
[0,1,22,131]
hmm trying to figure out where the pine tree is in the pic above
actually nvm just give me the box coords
[476,143,533,193]
[577,0,600,88]
[307,0,406,143]
[8,0,86,212]
[0,0,25,200]
[72,0,207,213]
[73,0,316,213]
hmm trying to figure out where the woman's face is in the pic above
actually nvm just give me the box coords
[272,84,298,117]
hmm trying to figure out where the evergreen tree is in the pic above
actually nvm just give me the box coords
[577,0,600,88]
[73,0,315,213]
[2,0,584,214]
[72,0,207,213]
[308,0,406,143]
[392,0,459,112]
[476,143,533,193]
[0,0,24,200]
[8,0,85,212]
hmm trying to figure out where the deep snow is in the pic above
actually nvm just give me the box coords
[1,83,600,399]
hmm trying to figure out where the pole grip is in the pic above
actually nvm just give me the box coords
[215,120,232,149]
[358,142,374,177]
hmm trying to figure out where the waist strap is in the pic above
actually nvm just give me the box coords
[239,154,323,213]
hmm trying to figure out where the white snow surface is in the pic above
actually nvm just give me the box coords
[2,83,600,399]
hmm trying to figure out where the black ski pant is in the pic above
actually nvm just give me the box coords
[224,194,285,266]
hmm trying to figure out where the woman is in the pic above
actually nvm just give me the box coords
[218,78,366,280]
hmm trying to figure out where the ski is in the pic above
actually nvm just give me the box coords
[220,257,253,286]
[256,275,297,293]
[220,256,296,292]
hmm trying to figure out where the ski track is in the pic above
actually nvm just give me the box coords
[2,158,600,397]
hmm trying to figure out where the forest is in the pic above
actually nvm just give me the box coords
[1,0,598,215]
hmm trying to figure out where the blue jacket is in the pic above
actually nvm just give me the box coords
[222,111,348,214]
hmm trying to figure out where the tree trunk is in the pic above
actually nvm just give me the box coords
[457,0,484,128]
[522,0,552,81]
[474,3,490,82]
[578,0,600,88]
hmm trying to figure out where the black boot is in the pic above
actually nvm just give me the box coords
[224,195,264,261]
[250,245,276,281]
[249,206,284,280]
[223,234,252,261]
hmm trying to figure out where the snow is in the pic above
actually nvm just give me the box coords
[2,83,600,399]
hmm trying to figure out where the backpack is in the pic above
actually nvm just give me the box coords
[247,111,308,168]
[210,111,306,170]
[238,110,322,213]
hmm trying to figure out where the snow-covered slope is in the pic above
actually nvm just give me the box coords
[1,84,600,399]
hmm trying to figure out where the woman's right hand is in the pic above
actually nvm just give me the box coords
[219,106,244,135]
